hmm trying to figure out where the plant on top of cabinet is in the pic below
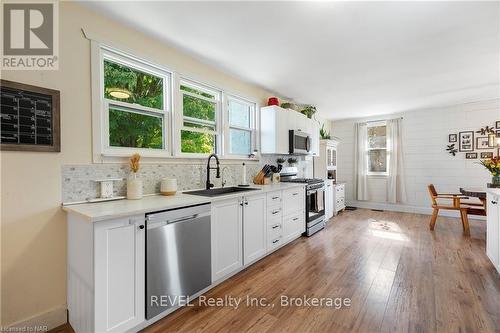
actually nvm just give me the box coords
[276,157,286,166]
[280,102,298,111]
[320,123,331,140]
[127,153,143,200]
[300,105,317,119]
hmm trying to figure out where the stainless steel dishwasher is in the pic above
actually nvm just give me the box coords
[146,203,211,319]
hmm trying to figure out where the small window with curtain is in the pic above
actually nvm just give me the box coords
[226,95,255,156]
[179,80,221,154]
[367,121,388,175]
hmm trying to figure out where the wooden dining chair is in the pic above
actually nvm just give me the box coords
[427,184,486,236]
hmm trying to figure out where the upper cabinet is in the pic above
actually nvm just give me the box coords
[314,139,339,180]
[260,105,320,156]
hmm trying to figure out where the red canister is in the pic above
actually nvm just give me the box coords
[267,97,279,106]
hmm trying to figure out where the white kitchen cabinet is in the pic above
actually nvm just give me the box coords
[486,192,499,273]
[243,194,267,264]
[261,106,289,154]
[211,198,243,281]
[310,121,320,156]
[282,187,306,242]
[94,216,145,333]
[261,105,319,155]
[283,187,305,216]
[314,139,339,180]
[325,180,334,220]
[67,214,145,333]
[283,211,305,243]
[333,183,346,215]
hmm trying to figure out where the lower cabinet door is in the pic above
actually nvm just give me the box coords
[211,198,243,281]
[243,194,267,264]
[94,215,145,333]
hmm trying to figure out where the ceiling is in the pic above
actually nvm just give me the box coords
[81,1,500,120]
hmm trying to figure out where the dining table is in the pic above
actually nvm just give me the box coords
[460,187,488,213]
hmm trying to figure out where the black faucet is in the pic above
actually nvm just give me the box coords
[206,153,220,190]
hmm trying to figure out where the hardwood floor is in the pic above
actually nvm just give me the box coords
[54,209,500,333]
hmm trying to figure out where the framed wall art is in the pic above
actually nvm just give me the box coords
[496,120,500,129]
[476,136,491,150]
[465,152,478,159]
[480,152,493,159]
[448,134,457,143]
[458,131,474,152]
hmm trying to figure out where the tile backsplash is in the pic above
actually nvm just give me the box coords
[61,155,313,203]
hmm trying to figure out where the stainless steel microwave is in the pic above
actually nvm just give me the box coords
[289,130,311,154]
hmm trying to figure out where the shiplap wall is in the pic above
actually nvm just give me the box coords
[333,98,500,216]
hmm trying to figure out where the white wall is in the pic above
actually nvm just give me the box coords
[334,98,500,215]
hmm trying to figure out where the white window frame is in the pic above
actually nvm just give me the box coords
[175,78,222,158]
[366,120,389,176]
[224,94,256,158]
[91,42,173,161]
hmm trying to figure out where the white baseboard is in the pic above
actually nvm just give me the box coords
[5,305,67,331]
[346,200,486,221]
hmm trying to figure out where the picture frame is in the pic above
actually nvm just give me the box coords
[480,152,493,159]
[448,134,457,143]
[496,120,500,129]
[476,136,491,150]
[465,152,478,159]
[458,131,474,152]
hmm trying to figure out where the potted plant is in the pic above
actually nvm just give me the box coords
[287,157,298,166]
[276,157,286,167]
[281,102,298,111]
[127,153,143,199]
[478,156,500,186]
[300,105,317,119]
[320,123,331,140]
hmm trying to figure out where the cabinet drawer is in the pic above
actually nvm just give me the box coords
[267,221,283,240]
[283,187,305,216]
[267,207,282,220]
[267,191,282,207]
[268,235,283,251]
[283,211,305,240]
[335,185,345,194]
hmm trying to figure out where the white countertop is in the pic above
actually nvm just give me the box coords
[487,188,500,196]
[63,183,305,222]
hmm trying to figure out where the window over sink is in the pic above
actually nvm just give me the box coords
[91,43,259,162]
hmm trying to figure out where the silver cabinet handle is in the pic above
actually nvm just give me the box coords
[272,225,280,229]
[272,239,280,244]
[492,201,498,204]
[292,193,299,196]
[272,196,279,200]
[293,217,299,221]
[272,210,280,215]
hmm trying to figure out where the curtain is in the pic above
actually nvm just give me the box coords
[387,118,406,203]
[354,122,368,200]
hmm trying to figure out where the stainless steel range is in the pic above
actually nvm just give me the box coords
[280,167,326,236]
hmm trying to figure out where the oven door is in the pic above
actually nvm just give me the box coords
[289,130,311,154]
[306,186,325,226]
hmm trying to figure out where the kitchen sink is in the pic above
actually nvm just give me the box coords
[184,186,261,197]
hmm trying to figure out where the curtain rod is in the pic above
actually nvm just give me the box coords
[366,117,403,123]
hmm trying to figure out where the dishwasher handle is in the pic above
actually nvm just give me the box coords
[167,214,199,224]
[146,210,210,229]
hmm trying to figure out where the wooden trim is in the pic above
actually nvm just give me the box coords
[0,79,61,152]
